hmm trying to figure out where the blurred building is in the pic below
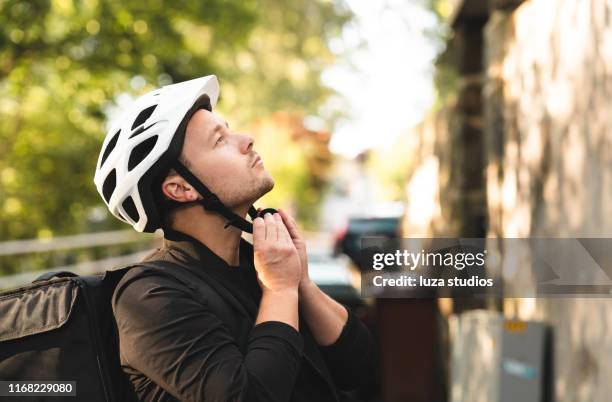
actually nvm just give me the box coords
[399,0,612,401]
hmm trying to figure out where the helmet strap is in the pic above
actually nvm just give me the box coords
[171,160,258,233]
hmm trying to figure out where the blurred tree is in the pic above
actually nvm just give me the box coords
[0,0,351,248]
[424,0,459,109]
[249,112,333,228]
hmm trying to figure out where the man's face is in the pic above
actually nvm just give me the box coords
[179,108,274,208]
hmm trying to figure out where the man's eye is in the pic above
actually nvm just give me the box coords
[215,136,225,146]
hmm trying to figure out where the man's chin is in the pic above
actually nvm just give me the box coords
[258,175,275,197]
[237,176,274,209]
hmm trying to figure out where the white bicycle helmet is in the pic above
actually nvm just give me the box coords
[93,75,267,233]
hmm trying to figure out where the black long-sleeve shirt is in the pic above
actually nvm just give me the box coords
[111,230,375,401]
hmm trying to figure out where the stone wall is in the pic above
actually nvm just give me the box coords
[484,0,612,400]
[485,0,612,238]
[402,0,612,400]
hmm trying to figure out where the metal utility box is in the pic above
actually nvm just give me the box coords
[450,311,551,402]
[499,320,551,402]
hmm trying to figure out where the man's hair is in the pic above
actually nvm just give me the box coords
[152,94,212,230]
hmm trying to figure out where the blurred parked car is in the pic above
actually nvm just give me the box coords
[333,216,400,269]
[308,253,363,310]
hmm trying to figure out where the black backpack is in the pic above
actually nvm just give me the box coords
[0,260,217,402]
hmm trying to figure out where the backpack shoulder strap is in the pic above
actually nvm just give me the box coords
[33,271,79,283]
[130,260,228,314]
[111,260,251,351]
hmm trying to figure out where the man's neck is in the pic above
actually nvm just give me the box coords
[170,204,249,267]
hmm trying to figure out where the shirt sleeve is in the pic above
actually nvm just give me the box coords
[317,304,376,392]
[112,270,303,402]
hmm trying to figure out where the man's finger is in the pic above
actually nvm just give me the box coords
[274,213,291,245]
[264,212,278,241]
[278,208,300,240]
[253,217,265,247]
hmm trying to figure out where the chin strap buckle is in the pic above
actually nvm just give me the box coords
[256,208,278,218]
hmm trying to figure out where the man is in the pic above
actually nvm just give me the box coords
[93,76,375,401]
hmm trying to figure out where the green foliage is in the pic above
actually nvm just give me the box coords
[420,0,458,110]
[250,114,333,229]
[0,0,351,246]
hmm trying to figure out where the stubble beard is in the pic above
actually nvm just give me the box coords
[222,173,275,210]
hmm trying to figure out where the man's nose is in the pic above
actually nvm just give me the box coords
[236,133,254,154]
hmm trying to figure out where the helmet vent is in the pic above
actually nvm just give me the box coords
[128,135,158,171]
[100,130,120,167]
[122,196,140,222]
[102,169,116,203]
[131,105,158,130]
[129,121,160,139]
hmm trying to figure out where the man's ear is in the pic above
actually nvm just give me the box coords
[161,175,199,202]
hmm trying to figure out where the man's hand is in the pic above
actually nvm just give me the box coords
[253,213,302,294]
[276,210,349,347]
[277,208,312,290]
